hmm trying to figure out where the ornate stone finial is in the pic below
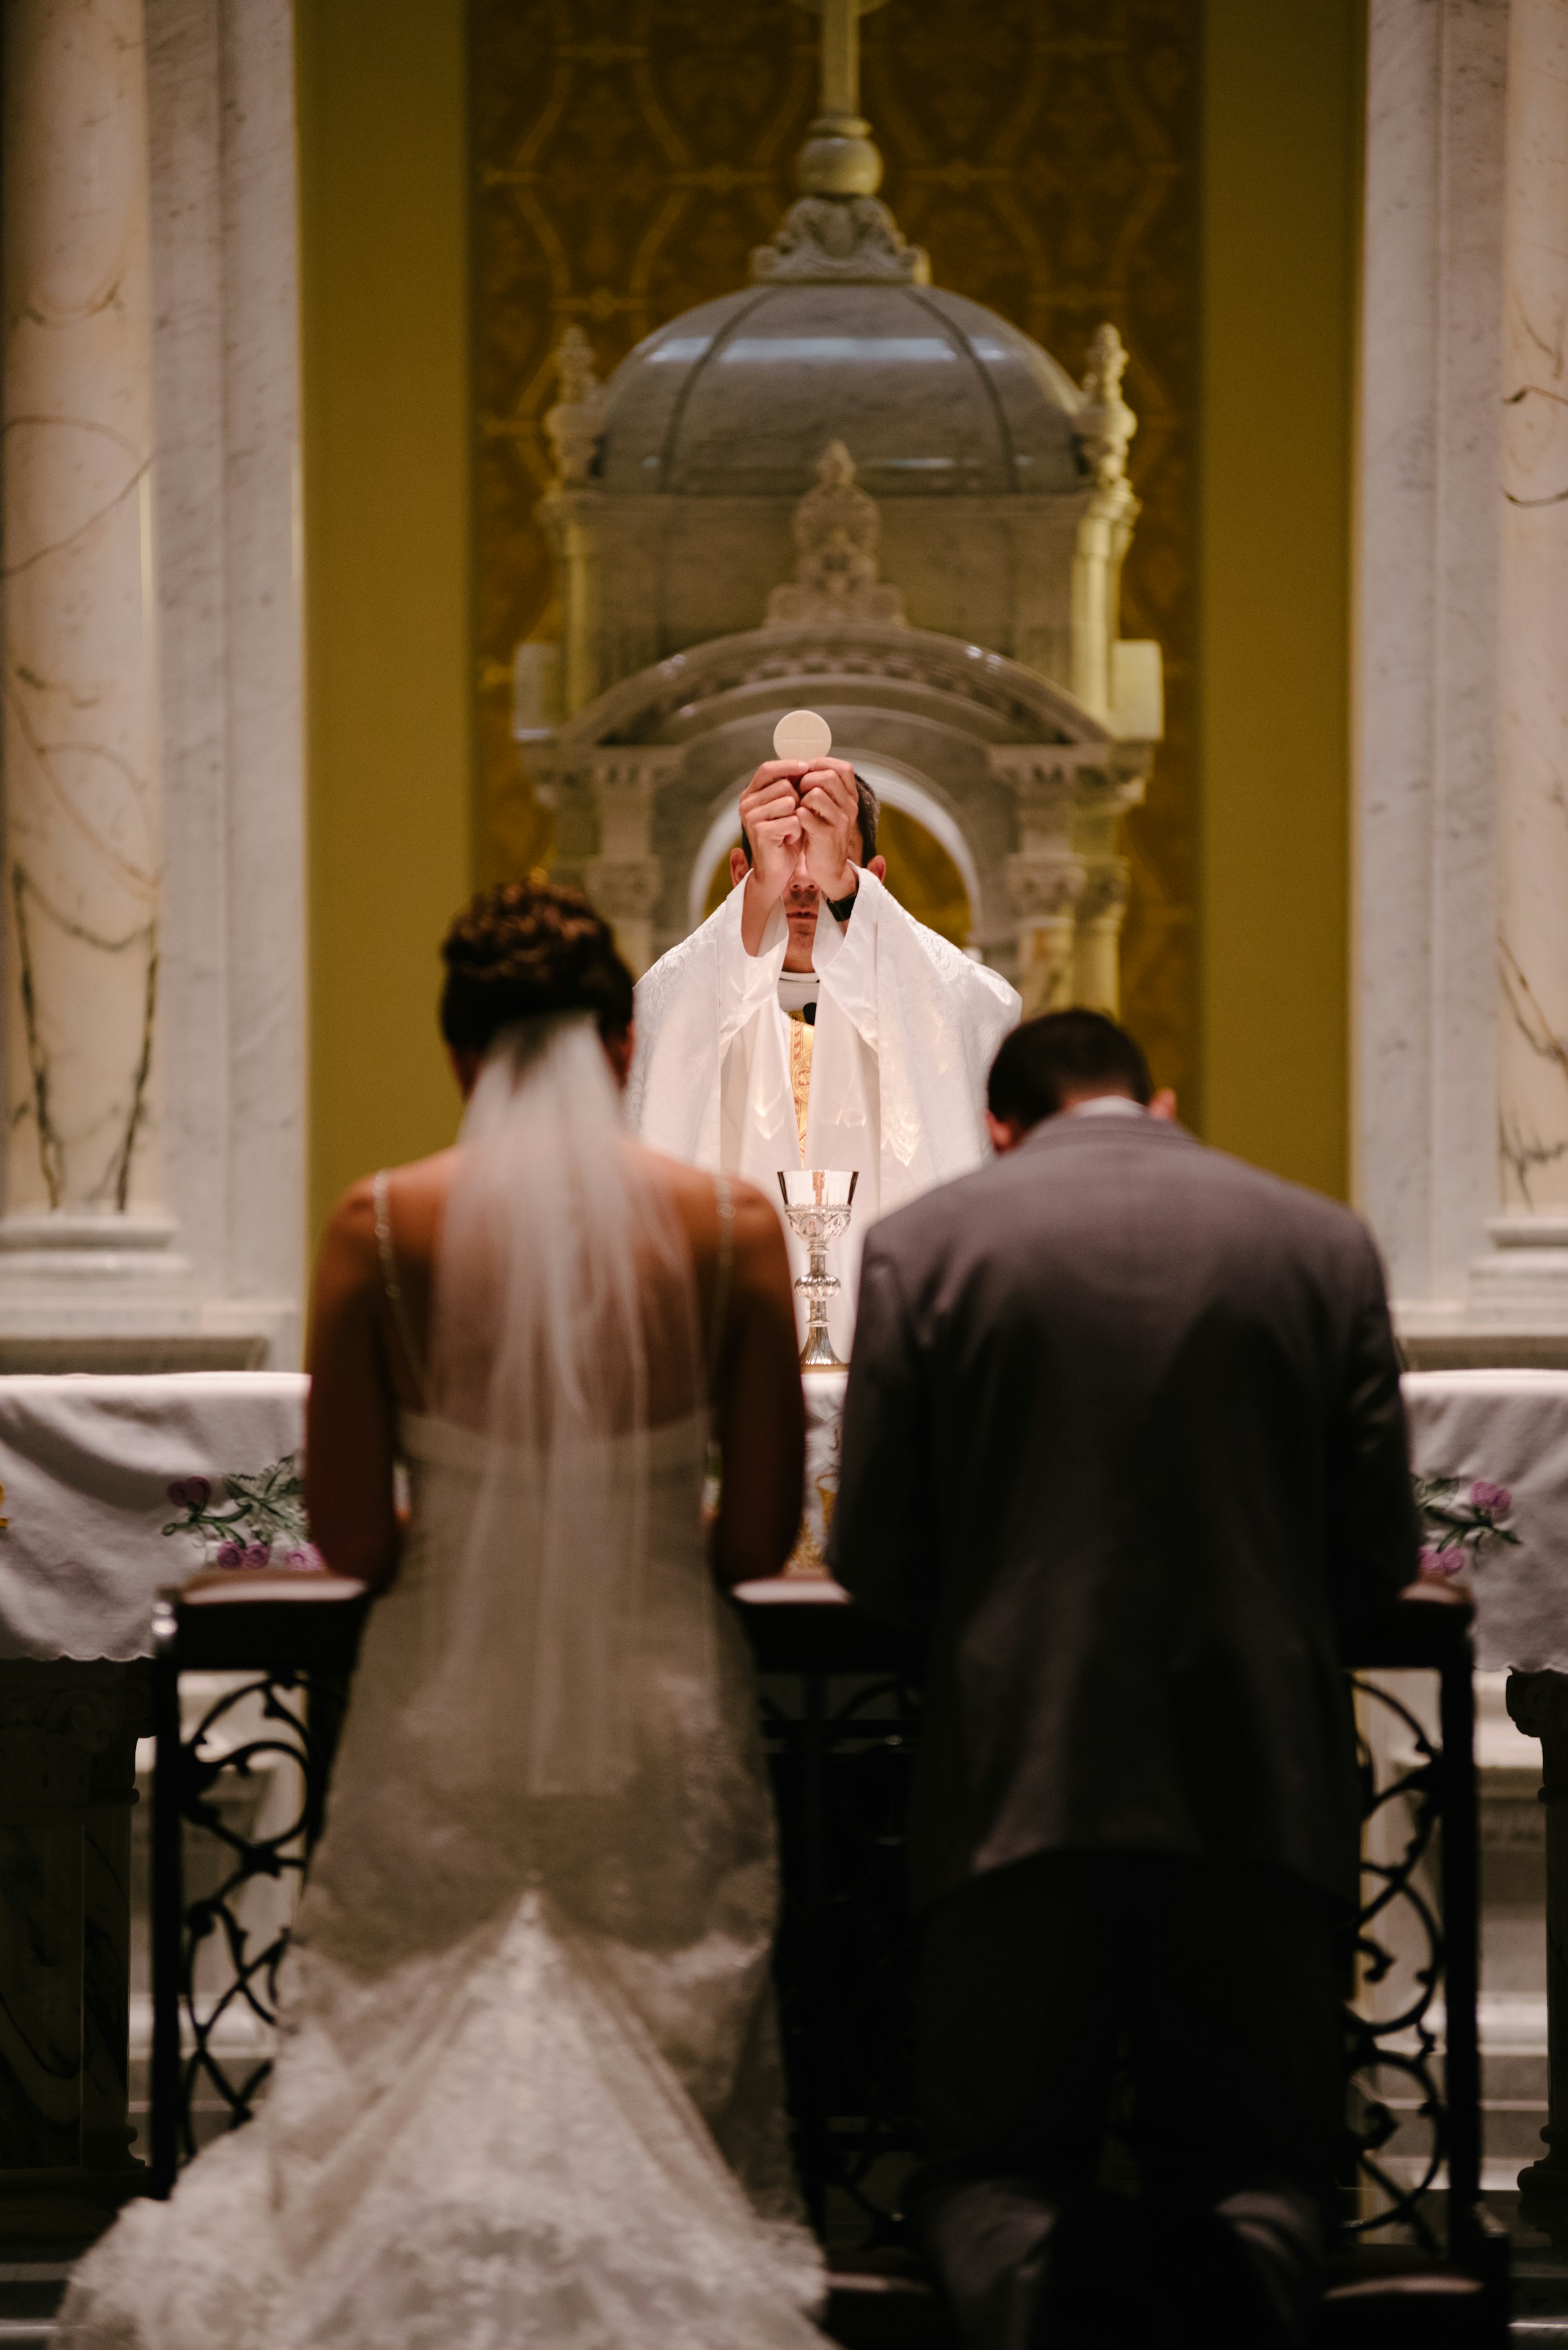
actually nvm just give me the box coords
[751,0,930,286]
[766,441,907,626]
[1075,323,1137,493]
[544,324,604,488]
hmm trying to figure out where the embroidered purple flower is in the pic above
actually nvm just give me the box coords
[1420,1544,1467,1580]
[167,1476,212,1510]
[242,1542,272,1568]
[216,1539,246,1568]
[283,1544,325,1573]
[1468,1480,1512,1516]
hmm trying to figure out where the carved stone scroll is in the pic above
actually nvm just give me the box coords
[766,442,907,628]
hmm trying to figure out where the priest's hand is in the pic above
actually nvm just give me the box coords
[738,761,805,908]
[796,759,861,902]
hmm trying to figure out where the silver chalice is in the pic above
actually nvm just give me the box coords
[779,1168,858,1370]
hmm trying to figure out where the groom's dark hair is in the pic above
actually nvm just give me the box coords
[440,878,634,1053]
[739,769,879,870]
[988,1010,1152,1133]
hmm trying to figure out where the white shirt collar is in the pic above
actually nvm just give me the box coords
[1067,1095,1147,1119]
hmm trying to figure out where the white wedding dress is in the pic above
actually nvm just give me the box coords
[59,1022,826,2350]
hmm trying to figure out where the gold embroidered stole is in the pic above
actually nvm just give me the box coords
[787,1009,813,1162]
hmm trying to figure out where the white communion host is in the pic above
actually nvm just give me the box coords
[629,714,1021,1353]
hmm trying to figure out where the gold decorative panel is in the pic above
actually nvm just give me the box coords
[471,0,1198,1097]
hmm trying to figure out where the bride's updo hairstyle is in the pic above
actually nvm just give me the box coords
[439,878,634,1056]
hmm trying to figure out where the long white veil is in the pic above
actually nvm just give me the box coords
[416,1013,710,1800]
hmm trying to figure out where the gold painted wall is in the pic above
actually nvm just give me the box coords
[1198,0,1361,1196]
[297,4,1362,1217]
[471,0,1200,1104]
[297,0,472,1244]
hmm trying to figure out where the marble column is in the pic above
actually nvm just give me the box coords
[1069,767,1143,1016]
[1355,0,1509,1347]
[992,749,1085,1019]
[1492,0,1568,1309]
[2,0,168,1249]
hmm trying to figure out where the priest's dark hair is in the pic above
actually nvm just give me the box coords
[740,770,879,869]
[987,1009,1152,1132]
[440,877,634,1053]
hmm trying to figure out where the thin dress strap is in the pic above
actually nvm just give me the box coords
[372,1168,427,1405]
[706,1172,735,1391]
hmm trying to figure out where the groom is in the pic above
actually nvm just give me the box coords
[830,1009,1421,2347]
[629,754,1019,1352]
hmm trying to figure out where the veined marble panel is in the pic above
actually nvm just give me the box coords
[1356,0,1509,1331]
[1,0,165,1223]
[1497,0,1568,1217]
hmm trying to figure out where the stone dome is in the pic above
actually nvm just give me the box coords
[597,282,1086,502]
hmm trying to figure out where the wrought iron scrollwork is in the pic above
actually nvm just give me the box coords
[150,1593,359,2195]
[759,1643,1477,2259]
[165,1672,314,2147]
[150,1593,1480,2270]
[1344,1672,1448,2245]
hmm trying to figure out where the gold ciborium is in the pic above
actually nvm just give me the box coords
[779,1168,858,1371]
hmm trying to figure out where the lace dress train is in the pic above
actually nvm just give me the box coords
[58,1410,825,2350]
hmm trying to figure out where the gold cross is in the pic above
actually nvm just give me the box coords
[791,0,891,124]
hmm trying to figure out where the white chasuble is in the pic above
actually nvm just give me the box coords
[629,869,1021,1352]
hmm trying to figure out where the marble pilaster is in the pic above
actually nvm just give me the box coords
[144,0,307,1365]
[993,750,1085,1018]
[1352,0,1563,1354]
[1,0,167,1240]
[1487,0,1568,1327]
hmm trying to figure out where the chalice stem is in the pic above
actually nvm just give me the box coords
[798,1240,842,1370]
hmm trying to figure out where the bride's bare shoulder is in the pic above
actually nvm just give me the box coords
[628,1144,783,1269]
[320,1149,461,1275]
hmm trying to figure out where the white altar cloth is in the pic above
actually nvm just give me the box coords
[785,1368,1568,1672]
[1403,1370,1568,1674]
[4,1365,1568,1672]
[0,1372,308,1661]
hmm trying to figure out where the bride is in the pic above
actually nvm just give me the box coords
[60,882,826,2350]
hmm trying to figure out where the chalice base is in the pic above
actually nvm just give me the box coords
[799,1315,845,1371]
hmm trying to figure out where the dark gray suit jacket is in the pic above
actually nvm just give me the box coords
[828,1113,1417,1913]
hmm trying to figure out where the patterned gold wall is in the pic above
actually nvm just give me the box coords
[471,0,1198,1097]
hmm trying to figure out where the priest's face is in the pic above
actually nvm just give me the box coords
[780,828,858,970]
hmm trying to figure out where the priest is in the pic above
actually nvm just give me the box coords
[628,751,1020,1351]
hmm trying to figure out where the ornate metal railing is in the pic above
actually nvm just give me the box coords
[148,1593,365,2195]
[1341,1612,1483,2255]
[149,1587,1486,2266]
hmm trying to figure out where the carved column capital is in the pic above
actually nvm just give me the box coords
[1075,859,1130,928]
[584,858,664,923]
[1005,853,1086,922]
[987,744,1105,797]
